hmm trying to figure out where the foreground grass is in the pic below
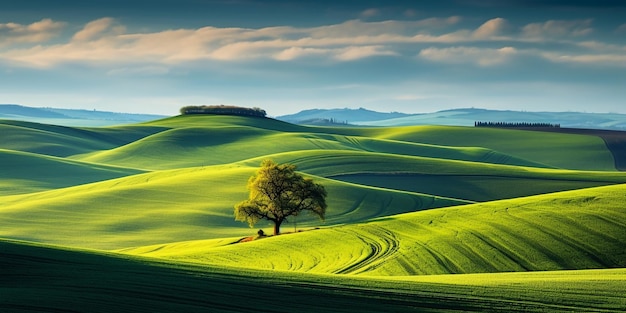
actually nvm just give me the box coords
[125,183,626,276]
[2,239,624,313]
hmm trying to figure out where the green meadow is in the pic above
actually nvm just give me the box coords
[1,114,625,312]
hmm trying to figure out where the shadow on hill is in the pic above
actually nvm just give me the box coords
[514,127,626,171]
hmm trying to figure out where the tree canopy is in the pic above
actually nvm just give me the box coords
[234,159,327,235]
[180,105,266,117]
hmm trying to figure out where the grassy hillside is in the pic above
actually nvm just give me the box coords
[142,115,616,170]
[0,164,467,249]
[2,239,625,313]
[372,125,616,171]
[73,124,549,171]
[0,149,143,195]
[124,183,626,276]
[0,119,166,157]
[2,114,626,312]
[2,115,625,248]
[5,115,614,171]
[236,149,626,201]
[4,149,625,248]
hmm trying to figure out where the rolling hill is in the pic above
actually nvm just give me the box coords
[1,113,625,312]
[122,183,626,276]
[3,115,626,248]
[0,149,143,195]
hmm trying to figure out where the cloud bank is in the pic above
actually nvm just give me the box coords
[1,16,623,69]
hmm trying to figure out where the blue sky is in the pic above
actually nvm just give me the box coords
[1,0,625,116]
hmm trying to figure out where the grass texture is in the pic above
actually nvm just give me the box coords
[123,183,626,276]
[2,239,625,313]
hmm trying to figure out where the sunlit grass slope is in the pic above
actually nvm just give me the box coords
[2,239,625,313]
[129,183,626,276]
[4,145,625,249]
[3,146,626,248]
[0,149,143,195]
[0,164,466,249]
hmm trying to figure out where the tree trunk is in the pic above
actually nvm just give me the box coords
[273,220,283,235]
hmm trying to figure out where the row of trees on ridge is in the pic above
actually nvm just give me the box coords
[180,105,267,117]
[475,121,561,128]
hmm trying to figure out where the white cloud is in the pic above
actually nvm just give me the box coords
[0,16,622,69]
[0,18,65,45]
[274,47,328,61]
[419,46,517,66]
[576,41,626,52]
[617,24,626,33]
[522,19,593,38]
[72,17,125,41]
[333,45,398,61]
[307,17,460,39]
[1,17,464,67]
[473,18,509,38]
[540,52,626,67]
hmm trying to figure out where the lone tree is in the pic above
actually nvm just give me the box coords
[234,159,327,235]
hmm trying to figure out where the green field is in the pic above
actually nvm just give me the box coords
[1,115,625,312]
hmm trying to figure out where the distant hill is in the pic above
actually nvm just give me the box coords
[278,108,626,130]
[277,108,410,125]
[0,104,167,126]
[0,104,69,119]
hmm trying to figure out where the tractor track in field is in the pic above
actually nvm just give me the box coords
[334,225,400,274]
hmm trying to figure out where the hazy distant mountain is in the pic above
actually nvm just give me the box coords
[277,108,410,124]
[0,104,167,126]
[4,104,625,130]
[279,107,626,130]
[0,104,69,119]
